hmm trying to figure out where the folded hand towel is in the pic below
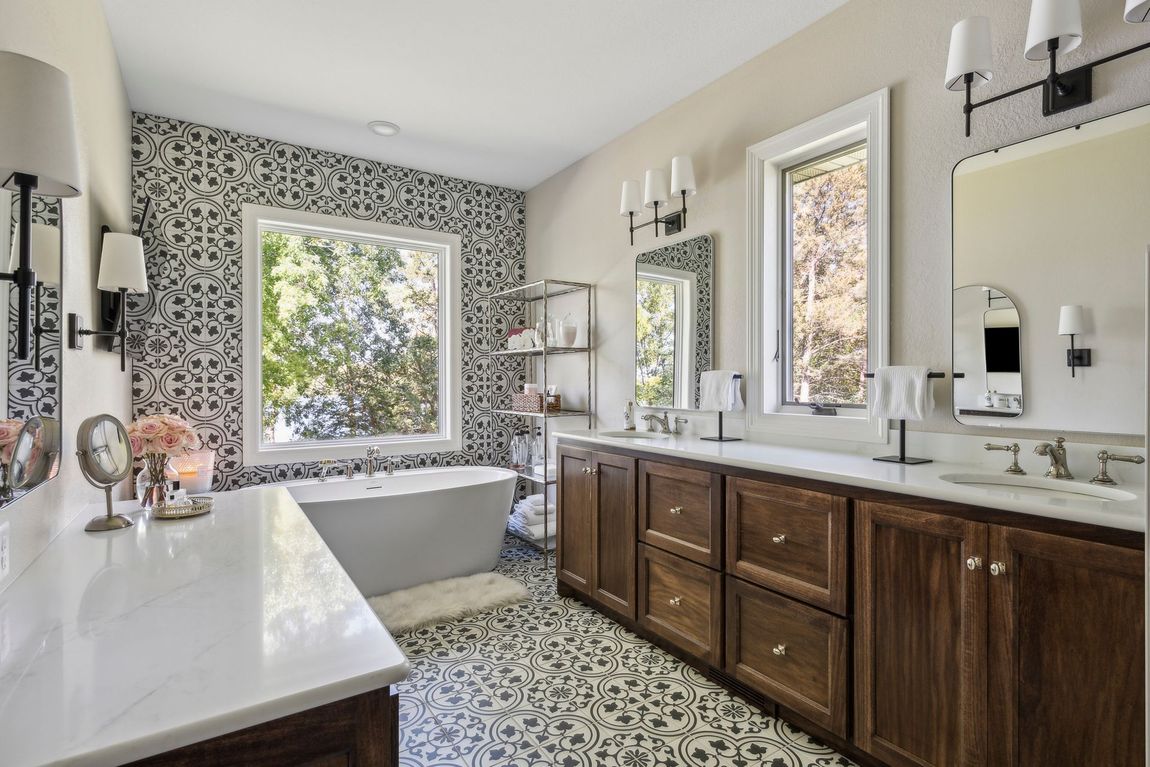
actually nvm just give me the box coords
[872,366,934,421]
[531,463,556,481]
[514,502,556,520]
[700,370,744,412]
[507,516,555,542]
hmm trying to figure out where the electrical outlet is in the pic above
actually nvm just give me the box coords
[0,521,9,579]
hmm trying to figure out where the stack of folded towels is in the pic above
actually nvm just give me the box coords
[507,489,556,547]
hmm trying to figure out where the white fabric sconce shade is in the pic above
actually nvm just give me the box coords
[1025,0,1083,60]
[1127,0,1150,22]
[619,180,641,216]
[1058,304,1086,335]
[9,224,61,285]
[97,233,148,293]
[643,169,669,208]
[670,156,696,197]
[0,52,81,198]
[945,17,994,90]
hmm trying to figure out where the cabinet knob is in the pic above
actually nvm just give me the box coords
[590,468,599,475]
[668,596,681,607]
[966,556,983,571]
[771,534,786,544]
[772,644,787,656]
[581,467,591,475]
[990,561,1007,576]
[669,506,683,515]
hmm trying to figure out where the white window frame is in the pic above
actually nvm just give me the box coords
[636,264,697,409]
[241,204,462,466]
[745,88,889,444]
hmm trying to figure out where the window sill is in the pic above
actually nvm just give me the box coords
[243,434,461,467]
[746,410,887,444]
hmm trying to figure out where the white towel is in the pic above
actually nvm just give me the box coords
[513,510,555,530]
[507,515,555,542]
[872,366,934,421]
[700,370,744,412]
[531,463,556,481]
[515,502,556,521]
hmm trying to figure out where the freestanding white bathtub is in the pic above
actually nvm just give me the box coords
[280,467,517,596]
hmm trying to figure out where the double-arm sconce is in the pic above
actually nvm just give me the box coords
[619,156,696,245]
[68,228,149,372]
[0,52,81,367]
[946,0,1150,137]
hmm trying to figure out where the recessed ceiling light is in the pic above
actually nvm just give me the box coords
[368,120,400,137]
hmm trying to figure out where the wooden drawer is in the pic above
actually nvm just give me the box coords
[726,477,848,615]
[639,460,722,567]
[638,543,723,666]
[726,576,849,737]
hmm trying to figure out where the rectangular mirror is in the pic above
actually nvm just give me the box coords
[952,104,1150,434]
[635,234,713,410]
[1,191,63,504]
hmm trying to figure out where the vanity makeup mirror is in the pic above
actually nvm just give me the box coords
[77,414,134,532]
[9,416,61,490]
[635,233,713,409]
[952,104,1150,434]
[0,191,64,505]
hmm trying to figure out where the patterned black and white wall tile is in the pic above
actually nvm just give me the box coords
[129,113,526,491]
[635,233,713,408]
[7,197,61,421]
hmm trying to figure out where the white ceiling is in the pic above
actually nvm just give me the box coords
[101,0,848,190]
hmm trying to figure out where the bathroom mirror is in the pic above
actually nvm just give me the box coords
[952,104,1150,434]
[9,416,61,490]
[76,414,134,531]
[635,233,713,409]
[0,191,64,505]
[952,287,1023,420]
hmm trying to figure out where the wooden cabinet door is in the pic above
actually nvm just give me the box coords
[988,526,1144,767]
[592,451,637,618]
[855,502,987,767]
[556,445,594,595]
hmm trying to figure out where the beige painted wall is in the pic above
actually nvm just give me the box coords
[0,0,133,592]
[955,120,1150,434]
[526,0,1150,447]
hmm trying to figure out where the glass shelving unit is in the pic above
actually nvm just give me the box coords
[491,279,594,558]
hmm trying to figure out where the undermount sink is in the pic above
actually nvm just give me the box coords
[938,473,1137,502]
[599,430,672,440]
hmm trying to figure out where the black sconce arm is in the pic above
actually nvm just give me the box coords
[67,286,129,372]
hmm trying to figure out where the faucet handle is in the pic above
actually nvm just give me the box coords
[985,443,1025,475]
[1091,450,1145,486]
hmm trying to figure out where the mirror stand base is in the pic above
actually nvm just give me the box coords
[85,514,133,532]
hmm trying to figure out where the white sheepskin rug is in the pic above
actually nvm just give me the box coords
[368,572,529,635]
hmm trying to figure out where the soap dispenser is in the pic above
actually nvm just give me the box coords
[624,400,635,430]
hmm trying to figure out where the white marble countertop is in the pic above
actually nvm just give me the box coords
[555,430,1146,533]
[0,486,410,767]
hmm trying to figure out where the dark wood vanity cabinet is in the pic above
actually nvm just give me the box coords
[856,500,1145,767]
[556,445,637,619]
[557,440,1146,767]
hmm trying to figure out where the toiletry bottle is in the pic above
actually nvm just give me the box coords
[624,401,635,430]
[532,427,545,475]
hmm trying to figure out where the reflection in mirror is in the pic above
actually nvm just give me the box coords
[953,286,1023,421]
[9,416,60,490]
[953,104,1150,434]
[0,192,63,505]
[635,234,713,409]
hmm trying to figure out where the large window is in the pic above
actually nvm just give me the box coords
[747,89,888,443]
[242,206,460,465]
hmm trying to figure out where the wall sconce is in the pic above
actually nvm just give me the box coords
[1058,304,1092,377]
[68,231,148,372]
[9,223,61,371]
[945,0,1150,137]
[620,156,696,245]
[0,52,82,361]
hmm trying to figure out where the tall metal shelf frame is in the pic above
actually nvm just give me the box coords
[492,279,594,560]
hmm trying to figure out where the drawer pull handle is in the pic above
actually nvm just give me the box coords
[966,556,983,571]
[772,644,787,656]
[990,561,1007,576]
[668,596,682,607]
[771,534,786,544]
[582,467,591,475]
[669,506,683,515]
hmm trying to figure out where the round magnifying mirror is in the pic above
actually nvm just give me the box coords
[77,414,135,532]
[9,416,61,491]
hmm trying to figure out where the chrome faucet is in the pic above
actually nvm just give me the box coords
[1034,437,1073,479]
[318,459,338,482]
[641,411,671,433]
[365,446,381,477]
[384,457,395,476]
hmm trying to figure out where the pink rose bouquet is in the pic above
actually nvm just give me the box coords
[126,415,202,498]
